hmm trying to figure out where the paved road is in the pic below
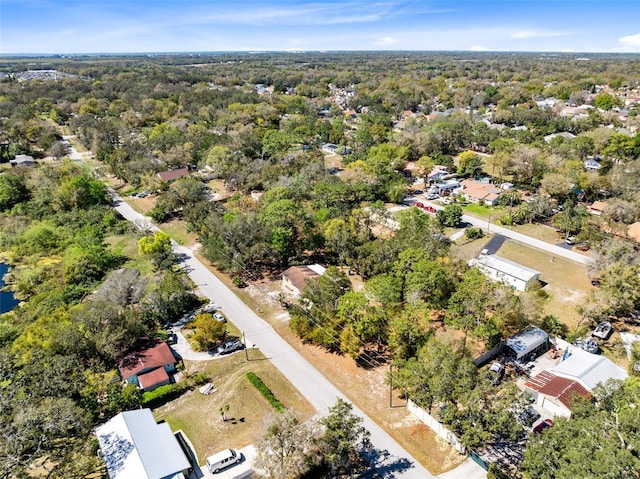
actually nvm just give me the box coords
[415,198,592,265]
[111,193,439,479]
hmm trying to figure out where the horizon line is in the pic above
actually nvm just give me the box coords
[1,49,639,57]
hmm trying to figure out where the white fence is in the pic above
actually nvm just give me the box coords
[407,400,466,453]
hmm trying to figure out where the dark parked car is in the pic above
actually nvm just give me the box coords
[518,406,541,427]
[533,418,554,434]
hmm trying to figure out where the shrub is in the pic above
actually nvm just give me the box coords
[465,227,484,240]
[246,372,284,412]
[142,382,187,408]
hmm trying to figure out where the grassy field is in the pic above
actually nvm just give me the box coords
[495,240,593,330]
[510,222,563,244]
[105,233,154,275]
[462,203,505,220]
[154,352,315,464]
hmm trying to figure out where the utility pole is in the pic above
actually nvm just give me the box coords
[242,331,249,361]
[389,363,393,408]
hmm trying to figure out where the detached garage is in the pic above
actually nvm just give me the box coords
[503,326,549,360]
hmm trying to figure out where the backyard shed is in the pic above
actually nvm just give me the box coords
[503,326,549,360]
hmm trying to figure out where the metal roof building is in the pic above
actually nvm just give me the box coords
[551,347,628,391]
[503,326,549,360]
[470,253,541,292]
[95,409,190,479]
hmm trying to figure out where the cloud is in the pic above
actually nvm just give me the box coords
[469,45,489,51]
[511,29,573,39]
[375,36,398,46]
[619,32,640,50]
[193,2,401,26]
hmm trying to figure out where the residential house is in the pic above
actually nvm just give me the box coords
[583,157,602,172]
[524,370,591,417]
[157,167,189,183]
[459,179,501,206]
[118,340,177,391]
[627,222,640,243]
[427,165,449,183]
[469,252,541,292]
[282,264,326,297]
[9,154,36,167]
[95,408,191,479]
[320,143,339,154]
[588,200,607,216]
[544,132,576,143]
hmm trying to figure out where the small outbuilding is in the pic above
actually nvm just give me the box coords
[469,253,541,292]
[503,326,550,361]
[9,154,36,167]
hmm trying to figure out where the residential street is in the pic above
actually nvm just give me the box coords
[110,192,447,479]
[415,198,592,265]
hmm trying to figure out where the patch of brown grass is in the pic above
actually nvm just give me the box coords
[495,240,593,330]
[154,352,315,462]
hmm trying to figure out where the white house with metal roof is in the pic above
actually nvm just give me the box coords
[469,252,541,292]
[95,409,190,479]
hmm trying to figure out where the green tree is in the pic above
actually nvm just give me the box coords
[190,313,226,351]
[457,151,484,177]
[436,204,463,227]
[318,399,371,476]
[137,231,174,268]
[0,173,30,211]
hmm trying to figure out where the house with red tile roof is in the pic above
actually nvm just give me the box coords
[524,370,590,418]
[118,340,177,391]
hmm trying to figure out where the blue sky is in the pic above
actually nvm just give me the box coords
[1,0,639,54]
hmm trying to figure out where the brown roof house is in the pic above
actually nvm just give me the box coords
[118,340,177,392]
[282,264,326,297]
[588,200,607,216]
[524,370,590,418]
[157,167,189,183]
[459,179,501,206]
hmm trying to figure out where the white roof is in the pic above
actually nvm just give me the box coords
[307,264,326,275]
[476,254,540,282]
[504,326,548,359]
[95,409,190,479]
[552,347,628,391]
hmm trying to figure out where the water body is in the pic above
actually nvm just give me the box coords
[0,262,19,314]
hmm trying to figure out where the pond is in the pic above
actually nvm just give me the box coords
[0,262,19,314]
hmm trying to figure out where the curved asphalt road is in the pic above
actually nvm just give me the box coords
[111,193,438,479]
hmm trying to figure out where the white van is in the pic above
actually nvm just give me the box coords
[206,448,241,473]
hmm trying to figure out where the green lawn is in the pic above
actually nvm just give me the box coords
[462,203,505,220]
